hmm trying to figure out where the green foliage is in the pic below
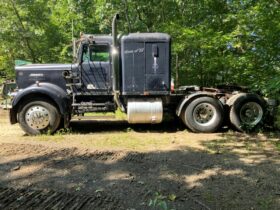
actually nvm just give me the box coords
[0,0,279,97]
[148,192,175,210]
[257,196,273,210]
[148,192,168,210]
[115,108,127,120]
[55,128,72,136]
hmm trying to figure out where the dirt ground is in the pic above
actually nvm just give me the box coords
[0,109,279,210]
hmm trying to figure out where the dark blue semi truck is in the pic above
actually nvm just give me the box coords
[9,15,269,135]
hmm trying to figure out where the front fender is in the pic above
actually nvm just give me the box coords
[10,83,70,124]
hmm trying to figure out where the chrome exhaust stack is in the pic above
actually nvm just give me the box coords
[111,14,124,111]
[112,13,120,93]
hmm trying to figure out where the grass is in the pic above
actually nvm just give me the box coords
[1,109,279,152]
[0,109,183,151]
[8,128,177,151]
[257,197,273,210]
[203,139,229,154]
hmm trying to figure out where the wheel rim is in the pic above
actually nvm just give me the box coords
[239,102,263,126]
[25,105,50,130]
[192,103,217,126]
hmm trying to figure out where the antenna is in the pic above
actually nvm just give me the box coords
[72,19,76,60]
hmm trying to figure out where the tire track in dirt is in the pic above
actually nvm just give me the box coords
[0,186,124,210]
[0,143,123,161]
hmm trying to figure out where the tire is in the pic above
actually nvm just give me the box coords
[18,99,61,135]
[182,97,224,133]
[229,93,266,132]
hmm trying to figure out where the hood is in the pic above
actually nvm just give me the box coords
[15,63,77,71]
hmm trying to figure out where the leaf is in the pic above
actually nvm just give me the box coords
[158,201,168,210]
[168,194,177,201]
[95,188,104,193]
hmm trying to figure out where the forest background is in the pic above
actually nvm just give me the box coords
[0,0,279,98]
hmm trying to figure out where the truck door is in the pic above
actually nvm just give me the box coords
[145,43,169,92]
[81,44,111,94]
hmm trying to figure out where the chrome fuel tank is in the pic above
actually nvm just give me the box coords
[127,98,163,124]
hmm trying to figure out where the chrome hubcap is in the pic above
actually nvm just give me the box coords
[25,105,50,130]
[193,103,217,126]
[240,102,263,125]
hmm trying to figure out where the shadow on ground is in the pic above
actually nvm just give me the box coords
[69,118,187,134]
[0,132,279,209]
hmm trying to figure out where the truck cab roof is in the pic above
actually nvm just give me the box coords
[122,33,171,42]
[80,34,112,45]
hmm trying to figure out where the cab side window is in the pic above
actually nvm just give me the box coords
[90,45,110,62]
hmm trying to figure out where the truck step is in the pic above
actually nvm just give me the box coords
[71,102,116,114]
[66,83,82,87]
[72,115,116,121]
[64,75,80,79]
[72,103,107,107]
[73,107,115,114]
[73,92,112,96]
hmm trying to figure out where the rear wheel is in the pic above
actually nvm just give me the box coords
[18,99,61,135]
[182,97,224,133]
[229,94,266,132]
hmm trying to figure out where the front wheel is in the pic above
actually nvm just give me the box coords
[18,99,61,135]
[182,97,224,133]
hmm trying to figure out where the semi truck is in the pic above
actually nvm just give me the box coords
[9,14,269,135]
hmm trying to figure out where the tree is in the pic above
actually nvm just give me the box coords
[0,0,279,98]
